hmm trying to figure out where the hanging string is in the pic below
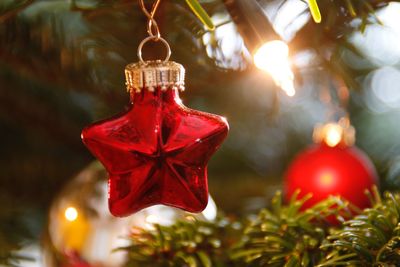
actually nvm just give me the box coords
[139,0,162,40]
[137,0,171,63]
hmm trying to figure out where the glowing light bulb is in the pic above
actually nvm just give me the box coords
[253,40,295,96]
[324,124,343,147]
[65,207,78,222]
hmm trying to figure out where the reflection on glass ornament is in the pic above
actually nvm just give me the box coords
[44,162,217,267]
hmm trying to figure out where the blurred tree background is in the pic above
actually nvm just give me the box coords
[1,0,400,266]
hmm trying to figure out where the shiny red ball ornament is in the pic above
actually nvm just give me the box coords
[82,61,228,217]
[284,120,378,210]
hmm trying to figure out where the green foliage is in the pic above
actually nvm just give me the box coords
[122,217,243,267]
[318,189,400,266]
[185,0,215,30]
[307,0,321,23]
[232,191,353,267]
[122,189,400,267]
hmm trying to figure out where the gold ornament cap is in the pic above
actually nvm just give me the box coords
[313,117,356,147]
[125,60,185,93]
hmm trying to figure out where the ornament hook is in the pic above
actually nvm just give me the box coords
[137,36,171,64]
[138,0,171,62]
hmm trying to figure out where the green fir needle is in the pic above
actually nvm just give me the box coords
[308,0,322,23]
[185,0,215,30]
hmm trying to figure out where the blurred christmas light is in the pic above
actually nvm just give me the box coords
[313,118,355,148]
[324,124,343,147]
[370,67,400,109]
[253,40,295,96]
[350,2,400,67]
[222,0,297,96]
[65,207,78,222]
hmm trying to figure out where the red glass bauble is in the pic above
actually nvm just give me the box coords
[82,88,228,217]
[284,143,378,210]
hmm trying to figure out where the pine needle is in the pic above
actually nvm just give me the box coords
[307,0,322,23]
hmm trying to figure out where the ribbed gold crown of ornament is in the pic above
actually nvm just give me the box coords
[125,0,185,93]
[125,60,185,93]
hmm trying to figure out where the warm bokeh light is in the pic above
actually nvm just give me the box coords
[324,124,343,147]
[144,214,159,230]
[313,119,355,147]
[145,214,158,224]
[64,207,78,222]
[253,40,295,96]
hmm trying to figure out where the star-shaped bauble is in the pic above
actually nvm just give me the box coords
[81,61,229,217]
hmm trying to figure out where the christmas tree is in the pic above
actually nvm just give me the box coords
[1,0,400,266]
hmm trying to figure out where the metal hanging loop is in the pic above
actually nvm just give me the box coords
[137,36,171,64]
[137,0,172,62]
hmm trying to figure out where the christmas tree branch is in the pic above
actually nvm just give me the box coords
[121,217,242,267]
[232,191,354,266]
[121,187,400,266]
[318,189,400,266]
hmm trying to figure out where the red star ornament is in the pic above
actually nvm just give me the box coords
[81,61,229,217]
